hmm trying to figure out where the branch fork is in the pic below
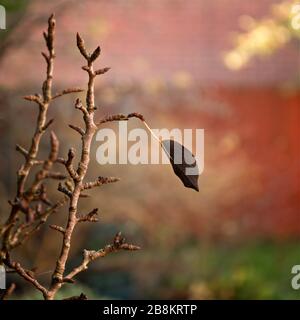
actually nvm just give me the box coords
[1,15,141,301]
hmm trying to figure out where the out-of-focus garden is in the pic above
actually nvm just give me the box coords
[0,0,299,299]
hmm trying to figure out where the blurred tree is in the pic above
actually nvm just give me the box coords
[224,1,300,70]
[0,0,30,62]
[0,0,78,63]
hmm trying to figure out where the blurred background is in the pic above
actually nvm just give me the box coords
[0,0,299,299]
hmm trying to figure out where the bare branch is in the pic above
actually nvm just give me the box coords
[58,183,72,198]
[41,51,50,64]
[39,184,52,206]
[75,98,88,116]
[49,224,65,234]
[1,14,58,266]
[48,131,59,163]
[40,197,68,222]
[66,232,140,280]
[4,257,48,298]
[9,196,67,250]
[23,94,43,107]
[56,157,66,165]
[78,208,99,223]
[96,112,145,126]
[69,124,84,136]
[16,144,29,158]
[2,15,141,301]
[52,88,84,100]
[82,176,120,190]
[49,33,102,294]
[65,148,79,180]
[0,283,16,300]
[24,132,61,199]
[42,14,55,103]
[44,172,67,180]
[42,118,54,131]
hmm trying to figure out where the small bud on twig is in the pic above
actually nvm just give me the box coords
[95,67,110,75]
[76,33,89,60]
[90,46,101,62]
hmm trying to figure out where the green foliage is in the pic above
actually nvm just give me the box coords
[163,241,300,299]
[0,0,29,44]
[0,0,27,12]
[10,240,300,299]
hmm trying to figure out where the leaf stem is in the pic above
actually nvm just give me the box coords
[141,120,172,160]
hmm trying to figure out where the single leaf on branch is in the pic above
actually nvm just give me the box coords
[162,140,199,192]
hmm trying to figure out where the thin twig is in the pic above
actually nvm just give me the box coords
[0,283,16,300]
[66,232,140,280]
[48,33,101,299]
